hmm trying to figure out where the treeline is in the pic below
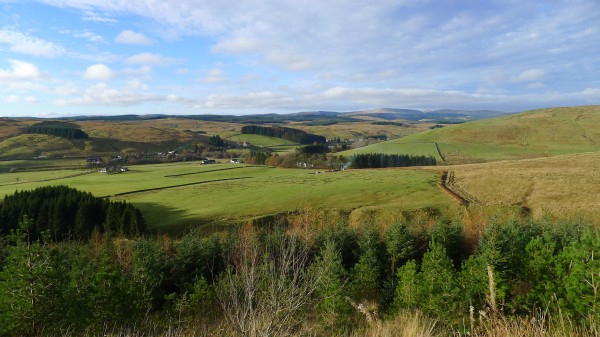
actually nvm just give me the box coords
[350,153,436,168]
[0,186,145,241]
[266,152,346,169]
[371,121,403,126]
[298,144,329,154]
[241,125,326,144]
[2,218,599,335]
[25,122,89,139]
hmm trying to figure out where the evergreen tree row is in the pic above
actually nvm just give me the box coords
[0,186,145,241]
[25,122,89,140]
[240,125,326,144]
[349,153,436,168]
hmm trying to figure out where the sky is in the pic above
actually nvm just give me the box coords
[0,0,598,117]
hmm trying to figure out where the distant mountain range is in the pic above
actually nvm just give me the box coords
[288,108,509,123]
[343,108,508,122]
[46,108,510,124]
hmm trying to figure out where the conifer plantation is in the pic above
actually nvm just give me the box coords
[1,214,599,336]
[25,122,89,140]
[0,186,145,241]
[241,125,327,144]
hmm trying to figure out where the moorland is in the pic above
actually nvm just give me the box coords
[1,105,600,336]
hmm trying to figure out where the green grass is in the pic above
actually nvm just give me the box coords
[0,158,87,172]
[0,134,85,159]
[344,142,443,161]
[0,162,452,234]
[342,105,600,163]
[228,134,298,145]
[227,134,300,153]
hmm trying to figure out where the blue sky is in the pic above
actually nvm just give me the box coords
[0,0,598,117]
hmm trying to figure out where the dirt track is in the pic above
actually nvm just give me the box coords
[438,171,471,206]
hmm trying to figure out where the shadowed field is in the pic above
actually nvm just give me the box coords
[0,162,454,233]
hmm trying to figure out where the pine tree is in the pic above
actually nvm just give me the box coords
[311,241,353,331]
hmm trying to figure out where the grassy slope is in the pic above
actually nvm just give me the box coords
[424,151,600,219]
[0,134,85,158]
[342,105,600,163]
[290,121,432,140]
[0,163,453,233]
[227,133,296,145]
[0,117,430,159]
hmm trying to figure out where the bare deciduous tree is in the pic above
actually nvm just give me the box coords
[215,229,321,337]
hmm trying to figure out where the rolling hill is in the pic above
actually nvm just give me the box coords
[343,105,600,164]
[426,151,600,220]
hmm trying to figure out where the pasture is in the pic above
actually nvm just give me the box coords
[429,151,600,220]
[0,162,453,234]
[226,134,300,153]
[344,105,600,164]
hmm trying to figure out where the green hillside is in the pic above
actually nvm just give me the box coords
[0,134,204,159]
[0,134,86,158]
[0,163,453,233]
[342,105,600,163]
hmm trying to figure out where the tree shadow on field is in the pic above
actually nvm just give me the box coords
[132,202,189,235]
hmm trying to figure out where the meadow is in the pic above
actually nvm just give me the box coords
[0,162,454,234]
[429,151,600,220]
[226,133,300,153]
[344,105,600,163]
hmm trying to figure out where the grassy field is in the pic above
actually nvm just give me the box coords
[342,105,600,163]
[426,151,600,220]
[290,121,432,140]
[0,162,453,234]
[345,141,444,161]
[0,158,87,174]
[226,134,300,153]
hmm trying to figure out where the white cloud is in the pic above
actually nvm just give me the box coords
[0,59,43,81]
[203,91,297,109]
[7,81,47,91]
[5,95,40,103]
[512,69,547,83]
[74,31,104,43]
[83,64,115,80]
[582,88,600,97]
[55,83,165,106]
[8,0,600,114]
[126,78,148,90]
[82,10,116,23]
[54,83,78,96]
[264,52,312,71]
[212,38,264,54]
[202,68,226,83]
[122,66,152,76]
[166,94,179,102]
[526,82,545,89]
[115,30,154,45]
[125,52,178,65]
[4,95,20,103]
[0,28,65,57]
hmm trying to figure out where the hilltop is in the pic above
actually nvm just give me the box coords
[343,105,600,163]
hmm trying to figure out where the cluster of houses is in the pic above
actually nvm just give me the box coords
[86,156,128,174]
[86,152,236,171]
[157,151,179,159]
[98,166,128,174]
